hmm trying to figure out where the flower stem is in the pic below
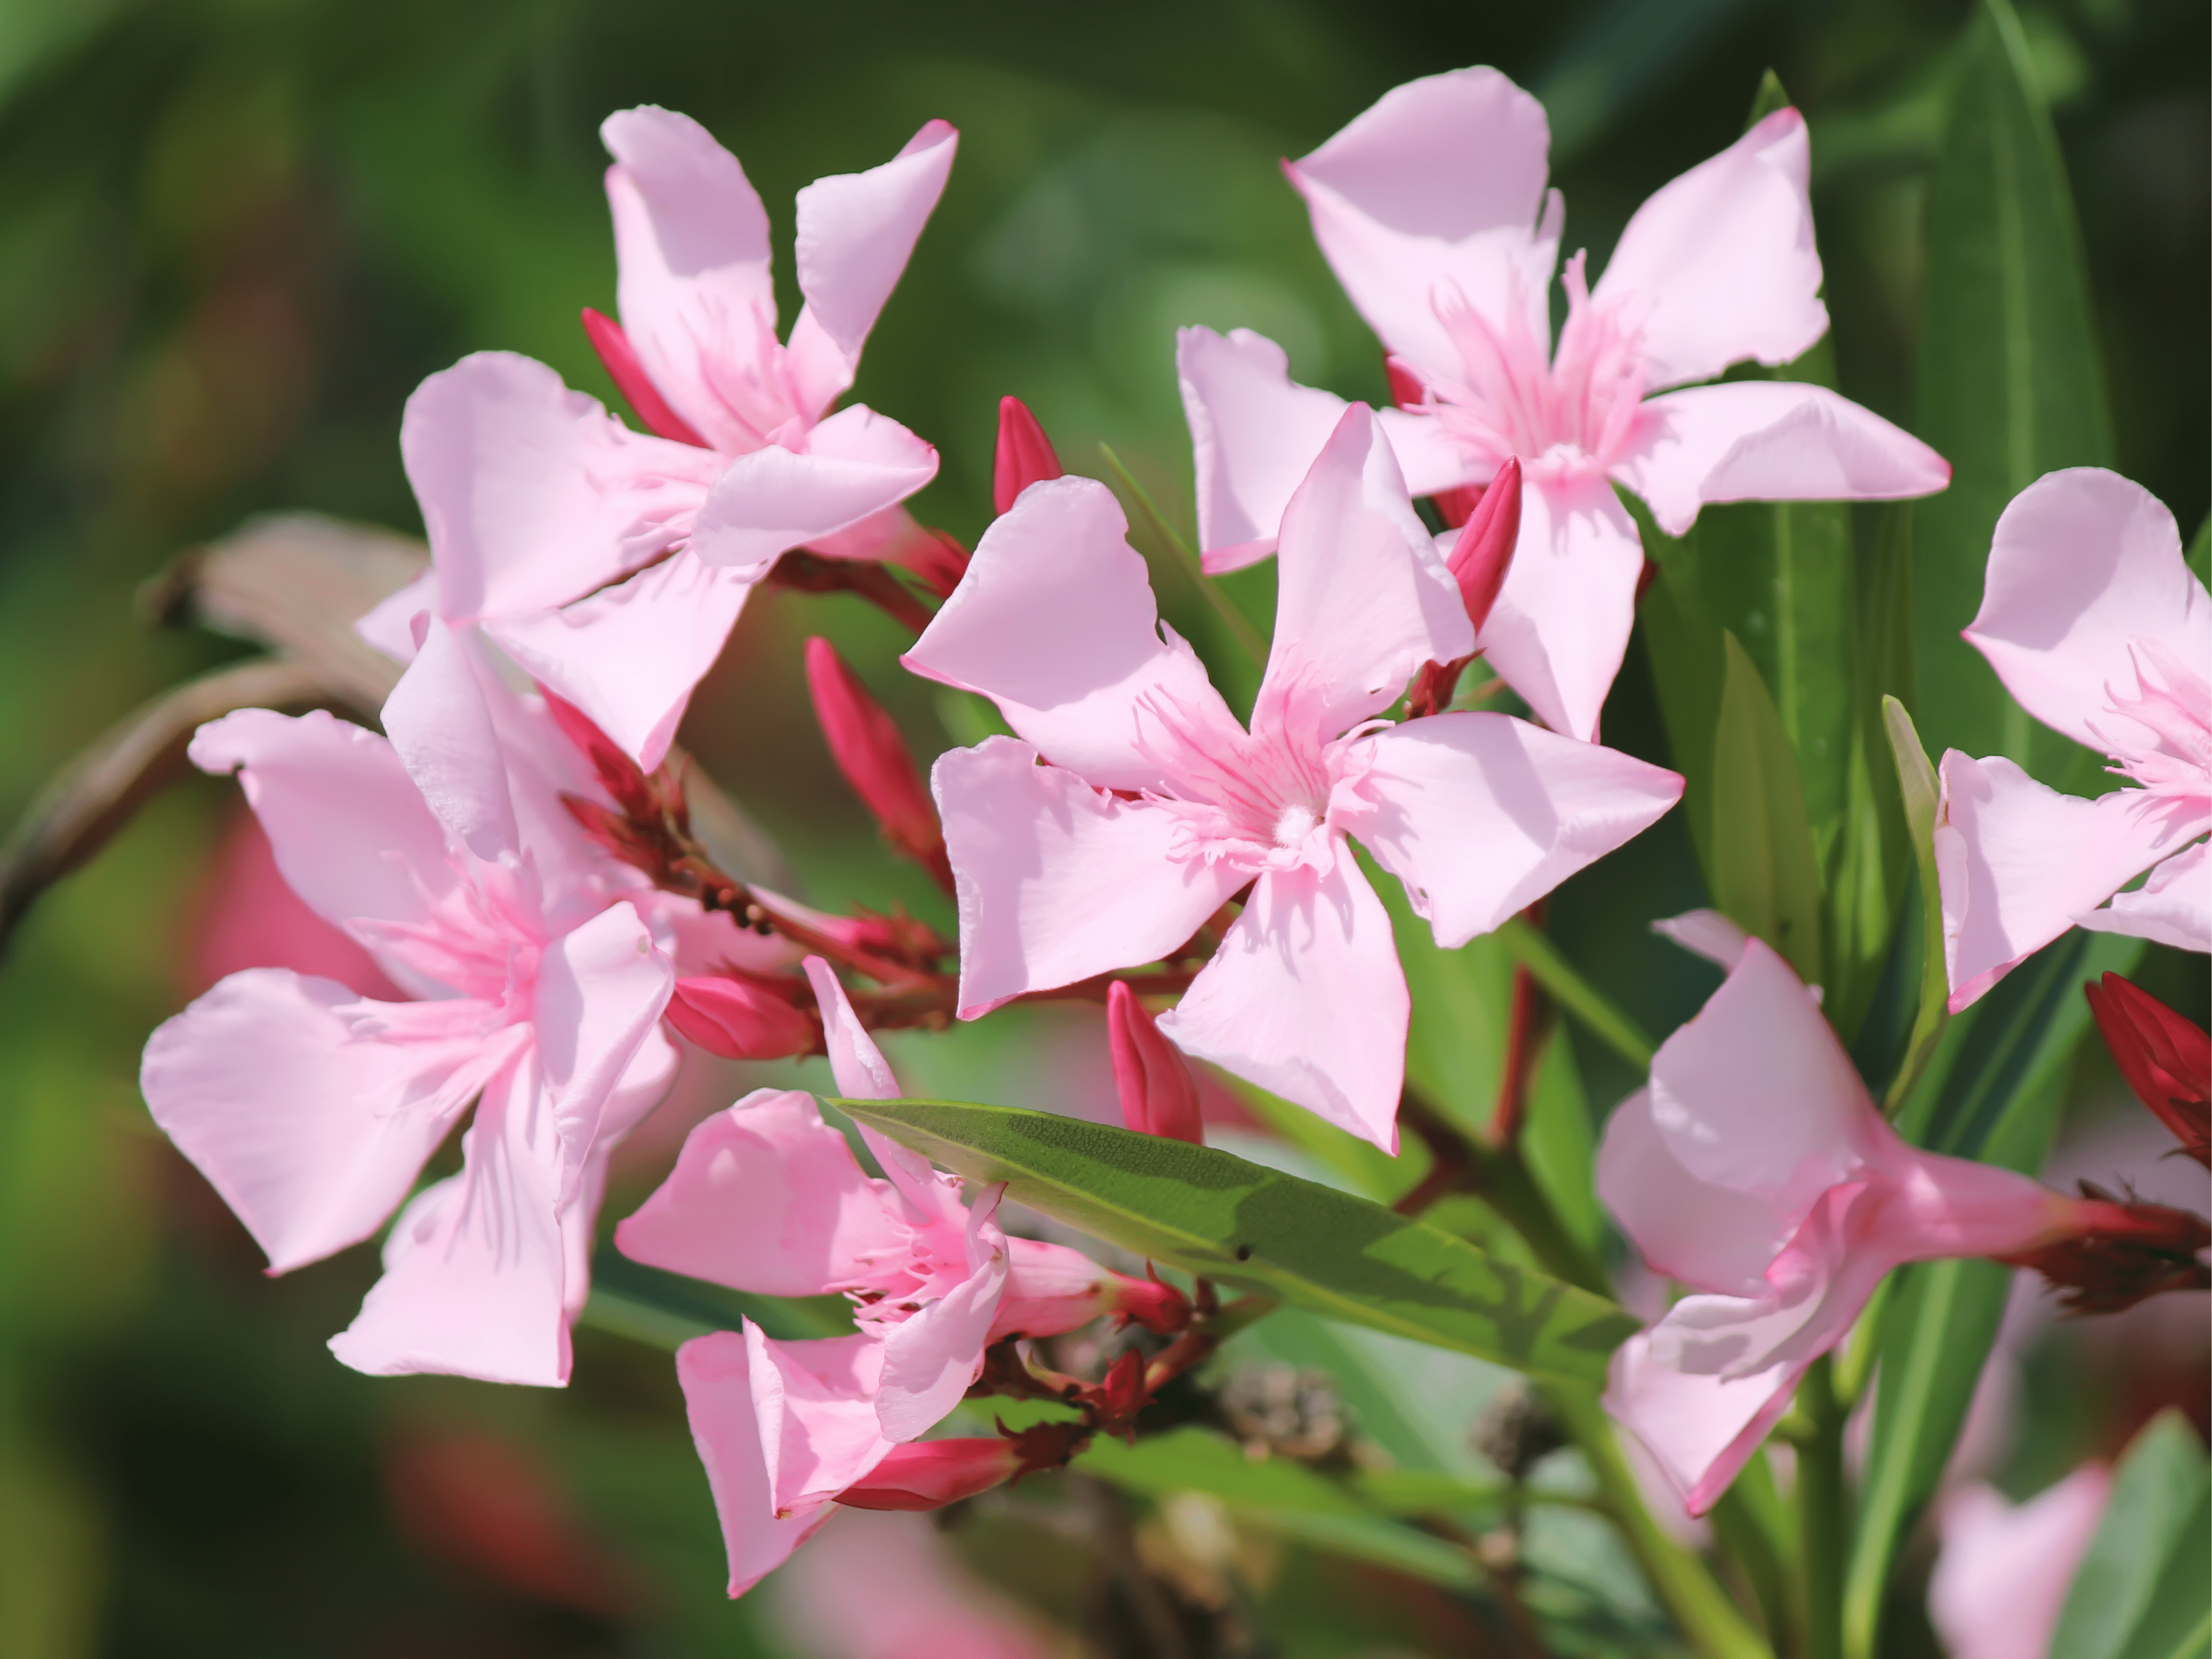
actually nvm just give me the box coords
[1495,916,1656,1071]
[1796,1356,1849,1659]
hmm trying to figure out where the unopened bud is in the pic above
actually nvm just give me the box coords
[804,637,955,894]
[543,688,658,824]
[1093,1349,1148,1441]
[1384,356,1428,412]
[902,526,971,599]
[664,974,814,1060]
[2085,973,2209,1168]
[581,308,706,448]
[835,1438,1019,1512]
[998,1236,1191,1339]
[1108,980,1204,1145]
[992,396,1063,515]
[1444,456,1521,637]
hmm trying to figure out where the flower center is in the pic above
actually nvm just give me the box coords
[2096,638,2212,800]
[1272,801,1321,848]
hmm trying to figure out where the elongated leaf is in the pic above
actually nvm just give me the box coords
[1711,631,1825,984]
[1638,545,1726,873]
[2188,514,2209,587]
[1080,1426,1375,1516]
[834,1098,1638,1385]
[580,1247,852,1350]
[2051,1410,2210,1659]
[1882,696,1949,1108]
[1915,0,2113,791]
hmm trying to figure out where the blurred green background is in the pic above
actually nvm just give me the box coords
[0,0,2203,1653]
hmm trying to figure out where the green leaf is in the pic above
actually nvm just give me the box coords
[1079,1426,1374,1516]
[1881,696,1949,1109]
[833,1098,1639,1386]
[2051,1410,2210,1659]
[1746,69,1792,129]
[1710,631,1826,984]
[1914,0,2113,791]
[1637,537,1725,873]
[2187,513,2209,589]
[579,1247,852,1351]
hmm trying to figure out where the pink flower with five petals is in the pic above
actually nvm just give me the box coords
[1179,66,1950,741]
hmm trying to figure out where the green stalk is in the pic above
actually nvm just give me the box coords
[1796,1357,1849,1659]
[1711,1453,1802,1656]
[1496,915,1658,1071]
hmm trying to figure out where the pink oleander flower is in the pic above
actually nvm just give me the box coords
[1179,66,1949,741]
[1929,1465,2111,1659]
[624,959,1177,1594]
[141,705,684,1386]
[1598,918,2153,1514]
[904,404,1682,1148]
[768,1508,1054,1659]
[358,107,957,847]
[1937,468,2211,1009]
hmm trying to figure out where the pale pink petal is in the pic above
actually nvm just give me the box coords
[786,119,958,410]
[801,956,965,1223]
[1651,909,1751,972]
[355,567,437,663]
[1644,939,1872,1209]
[1158,856,1407,1151]
[377,617,517,861]
[876,1187,1008,1441]
[1937,753,2198,1011]
[1349,711,1682,948]
[330,1055,577,1386]
[1288,67,1560,378]
[187,708,452,932]
[769,1508,1054,1658]
[488,549,755,771]
[1261,404,1474,733]
[748,1325,895,1516]
[2077,839,2211,952]
[402,351,716,620]
[1177,327,1482,572]
[933,737,1249,1016]
[532,900,674,1197]
[993,1235,1123,1339]
[1930,1466,2112,1659]
[615,1088,912,1296]
[1597,1088,1808,1295]
[686,404,939,581]
[1964,468,2212,752]
[1591,109,1828,391]
[602,106,780,455]
[139,970,486,1273]
[675,1330,841,1597]
[1475,471,1644,741]
[905,481,1241,791]
[189,811,404,1000]
[1613,380,1950,537]
[1606,1329,1810,1517]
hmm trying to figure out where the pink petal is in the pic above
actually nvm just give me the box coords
[1475,471,1644,742]
[802,956,966,1224]
[601,106,780,456]
[1614,380,1950,537]
[187,708,452,933]
[402,351,716,621]
[1287,67,1560,380]
[1597,1087,1811,1295]
[1605,1328,1811,1517]
[139,970,487,1273]
[748,1325,895,1516]
[355,567,436,663]
[532,900,675,1198]
[1936,753,2195,1011]
[905,482,1241,791]
[993,1235,1127,1339]
[2077,839,2211,952]
[875,1187,1008,1441]
[329,1055,579,1386]
[769,1509,1054,1658]
[1261,405,1474,734]
[687,404,939,581]
[1177,326,1476,572]
[1158,856,1407,1151]
[1350,711,1682,948]
[615,1088,911,1296]
[1650,908,1752,972]
[785,119,958,409]
[377,617,518,861]
[933,737,1249,1016]
[488,549,755,771]
[1930,1466,2111,1659]
[1590,109,1828,392]
[1963,468,2212,752]
[674,1330,841,1597]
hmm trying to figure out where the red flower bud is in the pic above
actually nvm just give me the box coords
[992,395,1063,515]
[1093,1348,1148,1441]
[1430,483,1484,529]
[834,1438,1018,1512]
[1106,981,1204,1145]
[804,637,955,894]
[1999,1187,2211,1314]
[2085,973,2210,1168]
[542,689,658,824]
[580,308,706,448]
[1384,356,1429,412]
[1444,456,1521,637]
[1109,1269,1193,1337]
[900,526,971,599]
[664,975,814,1060]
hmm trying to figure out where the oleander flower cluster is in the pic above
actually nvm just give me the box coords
[126,61,2206,1634]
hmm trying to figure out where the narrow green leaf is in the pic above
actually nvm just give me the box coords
[1636,519,1725,871]
[1496,914,1657,1072]
[1097,442,1268,672]
[2051,1411,2211,1659]
[1914,0,2113,790]
[1746,69,1792,129]
[833,1098,1639,1386]
[1882,696,1949,1109]
[1079,1426,1374,1516]
[579,1247,852,1350]
[2122,1494,2211,1659]
[2187,513,2209,588]
[1711,631,1826,984]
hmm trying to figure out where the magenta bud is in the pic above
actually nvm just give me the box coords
[580,308,707,448]
[992,395,1063,515]
[1383,356,1427,410]
[664,975,814,1060]
[1444,456,1521,637]
[834,1438,1021,1512]
[1107,980,1204,1146]
[2085,973,2210,1168]
[804,637,955,893]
